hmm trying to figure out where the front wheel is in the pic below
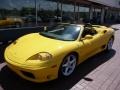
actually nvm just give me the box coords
[59,54,77,77]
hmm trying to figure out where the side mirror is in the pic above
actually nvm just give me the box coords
[84,35,93,39]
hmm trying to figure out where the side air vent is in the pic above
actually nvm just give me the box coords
[103,30,107,33]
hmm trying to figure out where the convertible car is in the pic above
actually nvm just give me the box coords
[4,23,115,82]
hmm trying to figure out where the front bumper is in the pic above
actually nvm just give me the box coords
[5,50,59,83]
[4,47,62,83]
[7,62,58,83]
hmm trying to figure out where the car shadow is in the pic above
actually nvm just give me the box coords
[0,49,116,90]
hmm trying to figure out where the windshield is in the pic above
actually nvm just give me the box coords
[40,25,81,41]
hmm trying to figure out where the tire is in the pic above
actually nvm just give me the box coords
[59,53,77,77]
[15,22,21,28]
[106,38,114,51]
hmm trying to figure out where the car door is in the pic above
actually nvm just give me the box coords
[77,27,103,63]
[86,33,104,56]
[77,36,94,63]
[5,18,14,25]
[0,19,6,26]
[0,15,5,25]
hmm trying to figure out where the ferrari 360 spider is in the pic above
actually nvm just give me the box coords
[4,23,115,82]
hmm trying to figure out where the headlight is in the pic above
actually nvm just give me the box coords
[27,52,53,61]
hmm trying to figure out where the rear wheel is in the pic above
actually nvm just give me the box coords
[59,54,77,77]
[15,22,21,28]
[106,38,114,51]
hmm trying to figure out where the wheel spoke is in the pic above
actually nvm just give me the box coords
[64,67,69,75]
[69,62,76,70]
[67,56,71,63]
[62,63,68,67]
[69,58,76,64]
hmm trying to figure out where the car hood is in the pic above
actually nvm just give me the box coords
[5,33,73,63]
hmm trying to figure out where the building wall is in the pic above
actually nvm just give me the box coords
[0,0,119,30]
[89,0,120,8]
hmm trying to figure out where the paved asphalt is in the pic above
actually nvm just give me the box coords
[0,24,120,90]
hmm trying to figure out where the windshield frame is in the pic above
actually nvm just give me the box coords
[40,24,81,41]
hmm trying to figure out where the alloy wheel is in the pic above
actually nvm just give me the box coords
[61,54,77,76]
[107,38,114,50]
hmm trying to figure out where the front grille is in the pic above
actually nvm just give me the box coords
[21,71,35,79]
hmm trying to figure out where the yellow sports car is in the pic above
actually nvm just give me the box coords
[4,23,115,83]
[0,16,23,28]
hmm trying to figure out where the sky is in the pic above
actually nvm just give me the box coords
[0,0,89,12]
[0,0,35,9]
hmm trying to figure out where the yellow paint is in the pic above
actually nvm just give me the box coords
[4,24,115,83]
[0,17,23,26]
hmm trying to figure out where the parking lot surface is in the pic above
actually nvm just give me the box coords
[0,24,120,90]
